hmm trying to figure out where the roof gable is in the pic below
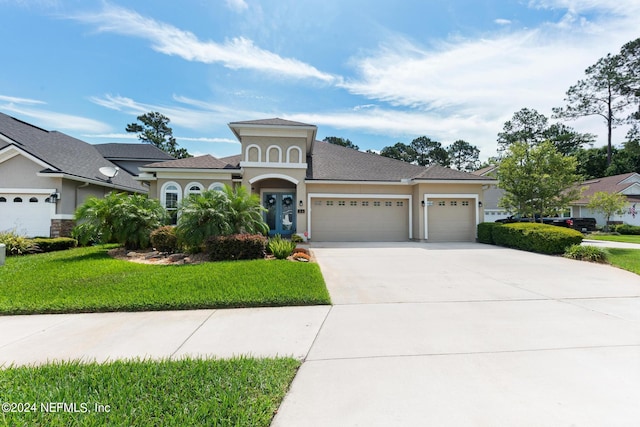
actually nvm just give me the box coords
[0,112,146,192]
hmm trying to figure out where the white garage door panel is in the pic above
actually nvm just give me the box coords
[311,198,409,242]
[427,198,475,242]
[0,195,53,237]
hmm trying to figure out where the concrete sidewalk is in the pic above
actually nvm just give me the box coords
[0,306,330,366]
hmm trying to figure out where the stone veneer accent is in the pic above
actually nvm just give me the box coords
[50,219,75,238]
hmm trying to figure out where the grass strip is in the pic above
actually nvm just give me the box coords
[0,357,299,427]
[606,248,640,275]
[588,234,640,244]
[0,245,330,315]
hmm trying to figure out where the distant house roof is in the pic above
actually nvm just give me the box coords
[94,143,174,161]
[142,154,239,170]
[472,164,498,177]
[0,112,146,192]
[573,172,640,204]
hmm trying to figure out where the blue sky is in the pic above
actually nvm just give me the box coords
[1,0,638,161]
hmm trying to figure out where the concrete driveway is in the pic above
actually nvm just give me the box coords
[272,242,640,427]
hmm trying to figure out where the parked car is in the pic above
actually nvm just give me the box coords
[496,216,597,232]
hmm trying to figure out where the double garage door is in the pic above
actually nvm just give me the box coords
[310,197,409,242]
[0,193,53,237]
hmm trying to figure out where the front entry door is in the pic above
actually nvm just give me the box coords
[264,192,296,237]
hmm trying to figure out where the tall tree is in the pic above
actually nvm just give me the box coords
[447,140,480,171]
[323,136,359,150]
[126,112,191,159]
[497,141,582,219]
[618,38,640,121]
[498,108,593,155]
[410,136,450,167]
[380,142,415,163]
[553,54,631,165]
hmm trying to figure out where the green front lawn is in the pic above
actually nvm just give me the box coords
[607,248,640,275]
[0,357,299,427]
[0,245,330,315]
[588,234,640,244]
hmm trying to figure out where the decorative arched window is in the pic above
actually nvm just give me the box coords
[29,197,38,203]
[185,182,203,198]
[13,197,23,203]
[0,197,6,202]
[161,182,182,225]
[208,182,225,192]
[266,145,282,163]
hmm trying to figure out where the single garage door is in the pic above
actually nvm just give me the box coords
[311,197,409,241]
[0,194,53,237]
[427,198,475,242]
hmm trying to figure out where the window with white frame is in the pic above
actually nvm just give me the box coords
[185,183,203,198]
[162,183,181,225]
[209,182,225,192]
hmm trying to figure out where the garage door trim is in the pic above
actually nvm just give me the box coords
[424,193,479,240]
[308,193,413,240]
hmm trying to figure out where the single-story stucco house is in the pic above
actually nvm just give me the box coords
[569,172,640,227]
[0,112,172,237]
[138,118,497,242]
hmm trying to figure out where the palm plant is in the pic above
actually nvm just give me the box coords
[222,185,269,235]
[176,185,268,252]
[73,192,166,249]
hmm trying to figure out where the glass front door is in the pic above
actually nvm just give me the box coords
[264,192,296,236]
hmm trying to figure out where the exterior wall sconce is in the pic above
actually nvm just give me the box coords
[299,200,303,207]
[47,192,59,203]
[421,200,425,207]
[478,201,483,207]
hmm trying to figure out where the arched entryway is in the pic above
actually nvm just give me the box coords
[249,174,299,237]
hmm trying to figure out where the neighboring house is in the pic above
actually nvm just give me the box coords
[472,165,509,222]
[139,118,496,242]
[570,172,640,227]
[0,112,151,237]
[94,143,174,176]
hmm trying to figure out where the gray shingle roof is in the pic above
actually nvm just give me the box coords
[0,112,146,192]
[307,141,493,181]
[94,143,174,161]
[143,154,239,169]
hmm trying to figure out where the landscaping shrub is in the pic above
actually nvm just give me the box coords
[0,230,39,256]
[150,226,178,253]
[206,234,267,261]
[268,235,296,260]
[73,192,166,249]
[291,234,304,243]
[477,222,502,244]
[563,244,609,263]
[614,224,640,235]
[30,237,77,253]
[492,222,583,255]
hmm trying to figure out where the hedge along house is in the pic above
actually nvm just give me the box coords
[138,118,497,242]
[0,112,163,237]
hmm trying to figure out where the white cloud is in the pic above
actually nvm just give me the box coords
[494,18,512,25]
[1,95,111,133]
[225,0,248,13]
[72,3,337,83]
[178,136,240,144]
[339,1,640,153]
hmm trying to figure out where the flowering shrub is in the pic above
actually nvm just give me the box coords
[292,252,311,262]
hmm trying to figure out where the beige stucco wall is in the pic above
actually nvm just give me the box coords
[241,136,307,164]
[0,154,60,189]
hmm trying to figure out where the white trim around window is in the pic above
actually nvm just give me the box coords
[208,182,226,191]
[184,182,204,197]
